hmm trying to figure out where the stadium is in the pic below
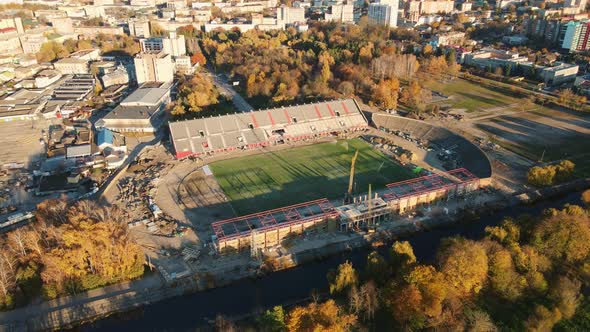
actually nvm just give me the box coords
[167,99,492,254]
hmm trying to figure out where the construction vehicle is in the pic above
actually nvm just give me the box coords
[344,150,359,204]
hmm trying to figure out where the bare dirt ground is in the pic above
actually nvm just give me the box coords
[429,105,590,193]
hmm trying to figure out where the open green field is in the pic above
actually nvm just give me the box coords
[209,139,415,215]
[426,78,526,113]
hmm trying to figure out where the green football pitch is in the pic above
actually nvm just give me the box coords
[209,139,414,215]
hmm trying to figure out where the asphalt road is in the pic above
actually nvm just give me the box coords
[210,74,253,113]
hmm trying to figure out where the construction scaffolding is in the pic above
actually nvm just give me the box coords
[383,168,480,213]
[211,169,482,254]
[336,194,391,231]
[212,198,339,252]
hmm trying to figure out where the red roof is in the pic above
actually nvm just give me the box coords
[0,27,16,34]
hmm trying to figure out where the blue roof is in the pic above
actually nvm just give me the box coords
[97,129,114,146]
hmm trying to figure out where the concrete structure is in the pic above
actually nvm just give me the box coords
[464,48,579,86]
[96,82,172,133]
[433,32,465,46]
[368,0,398,28]
[101,67,129,87]
[213,198,339,252]
[277,6,305,24]
[212,168,483,252]
[128,19,151,38]
[140,32,186,57]
[20,36,47,54]
[70,49,100,61]
[0,28,22,55]
[404,0,454,21]
[54,58,89,75]
[50,17,74,34]
[74,26,125,37]
[169,99,368,159]
[325,3,354,23]
[34,69,61,88]
[564,0,587,14]
[561,20,590,52]
[174,55,195,74]
[134,52,174,84]
[53,75,95,101]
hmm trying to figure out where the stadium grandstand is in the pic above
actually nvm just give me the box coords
[169,99,368,159]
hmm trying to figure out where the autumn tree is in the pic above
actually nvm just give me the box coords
[37,41,70,62]
[150,22,166,37]
[487,246,525,300]
[437,237,488,296]
[531,209,590,265]
[365,251,389,284]
[372,78,400,110]
[286,299,356,332]
[390,241,417,270]
[171,103,186,116]
[329,260,358,294]
[177,73,220,113]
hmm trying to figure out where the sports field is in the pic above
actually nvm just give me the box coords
[426,78,528,113]
[209,139,414,215]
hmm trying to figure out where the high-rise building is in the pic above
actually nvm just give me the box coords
[277,6,305,24]
[561,20,590,52]
[134,52,174,83]
[325,4,354,23]
[139,32,186,57]
[128,19,151,38]
[368,0,399,28]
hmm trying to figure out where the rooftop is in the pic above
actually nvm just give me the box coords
[212,198,338,242]
[120,85,169,106]
[103,105,161,120]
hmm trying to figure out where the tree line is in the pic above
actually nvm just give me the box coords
[0,200,144,309]
[233,194,590,331]
[197,22,459,113]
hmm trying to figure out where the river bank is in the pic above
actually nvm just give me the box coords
[79,188,585,331]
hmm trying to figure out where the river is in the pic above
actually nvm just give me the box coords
[82,191,583,331]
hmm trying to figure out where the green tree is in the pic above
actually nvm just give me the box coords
[258,306,287,332]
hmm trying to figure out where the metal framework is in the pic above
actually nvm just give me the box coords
[212,198,339,244]
[382,168,479,202]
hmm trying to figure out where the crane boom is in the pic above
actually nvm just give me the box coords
[348,150,359,195]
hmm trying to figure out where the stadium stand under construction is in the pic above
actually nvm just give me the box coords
[212,168,483,253]
[169,99,368,158]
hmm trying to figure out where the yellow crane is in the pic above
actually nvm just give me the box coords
[344,150,359,204]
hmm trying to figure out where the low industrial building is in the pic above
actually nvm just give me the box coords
[53,57,89,75]
[463,48,579,86]
[96,82,172,133]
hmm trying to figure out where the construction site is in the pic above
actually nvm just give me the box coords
[211,168,484,254]
[112,100,496,278]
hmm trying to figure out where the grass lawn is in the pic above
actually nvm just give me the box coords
[209,139,414,215]
[426,78,525,113]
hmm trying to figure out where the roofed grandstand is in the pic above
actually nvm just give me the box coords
[169,99,368,158]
